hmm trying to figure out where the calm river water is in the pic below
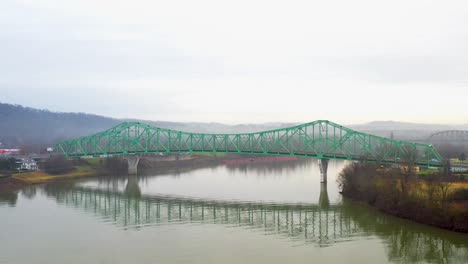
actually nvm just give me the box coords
[1,159,468,264]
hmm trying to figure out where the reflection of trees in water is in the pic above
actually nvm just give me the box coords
[85,158,317,193]
[339,199,468,263]
[75,163,214,193]
[140,157,314,178]
[21,186,37,200]
[224,158,312,176]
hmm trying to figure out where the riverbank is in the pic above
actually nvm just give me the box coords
[0,177,27,192]
[0,158,191,191]
[14,166,97,184]
[0,153,264,192]
[338,163,468,233]
[0,164,99,192]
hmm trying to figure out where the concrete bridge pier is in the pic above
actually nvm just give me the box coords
[319,158,329,183]
[126,155,140,175]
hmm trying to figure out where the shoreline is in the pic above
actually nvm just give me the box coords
[338,163,468,234]
[3,156,468,234]
[0,154,267,192]
[343,193,468,234]
[0,166,99,192]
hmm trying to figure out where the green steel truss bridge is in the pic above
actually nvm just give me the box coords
[56,120,443,180]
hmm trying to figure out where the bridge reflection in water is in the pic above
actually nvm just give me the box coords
[46,180,361,247]
[42,176,468,263]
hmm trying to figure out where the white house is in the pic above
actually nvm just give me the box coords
[16,158,38,171]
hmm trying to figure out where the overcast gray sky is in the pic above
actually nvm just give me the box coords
[1,0,468,124]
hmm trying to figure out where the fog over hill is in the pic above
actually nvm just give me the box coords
[349,121,468,140]
[1,102,467,149]
[0,103,296,148]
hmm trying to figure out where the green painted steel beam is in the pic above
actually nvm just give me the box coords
[55,120,444,167]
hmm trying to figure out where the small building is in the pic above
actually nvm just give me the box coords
[16,158,38,171]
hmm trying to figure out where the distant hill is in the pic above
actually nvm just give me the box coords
[0,103,295,148]
[349,121,468,140]
[1,102,467,150]
[0,103,120,148]
[350,120,466,132]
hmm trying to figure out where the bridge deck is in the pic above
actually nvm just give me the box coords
[56,120,444,167]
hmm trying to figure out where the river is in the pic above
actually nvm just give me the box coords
[1,158,468,264]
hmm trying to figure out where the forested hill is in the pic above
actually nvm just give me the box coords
[0,103,294,148]
[0,103,120,148]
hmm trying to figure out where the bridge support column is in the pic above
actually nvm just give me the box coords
[319,158,329,183]
[127,155,140,175]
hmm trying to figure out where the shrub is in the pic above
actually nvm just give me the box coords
[42,155,74,175]
[338,162,378,202]
[451,189,468,201]
[0,157,17,171]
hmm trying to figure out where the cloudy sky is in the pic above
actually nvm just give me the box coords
[1,0,468,124]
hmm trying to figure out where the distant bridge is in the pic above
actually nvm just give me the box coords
[428,130,468,143]
[56,120,444,180]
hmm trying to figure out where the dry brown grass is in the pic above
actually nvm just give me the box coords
[13,166,97,184]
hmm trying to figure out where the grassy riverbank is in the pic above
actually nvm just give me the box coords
[339,163,468,233]
[13,165,98,184]
[0,157,109,192]
[0,153,237,191]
